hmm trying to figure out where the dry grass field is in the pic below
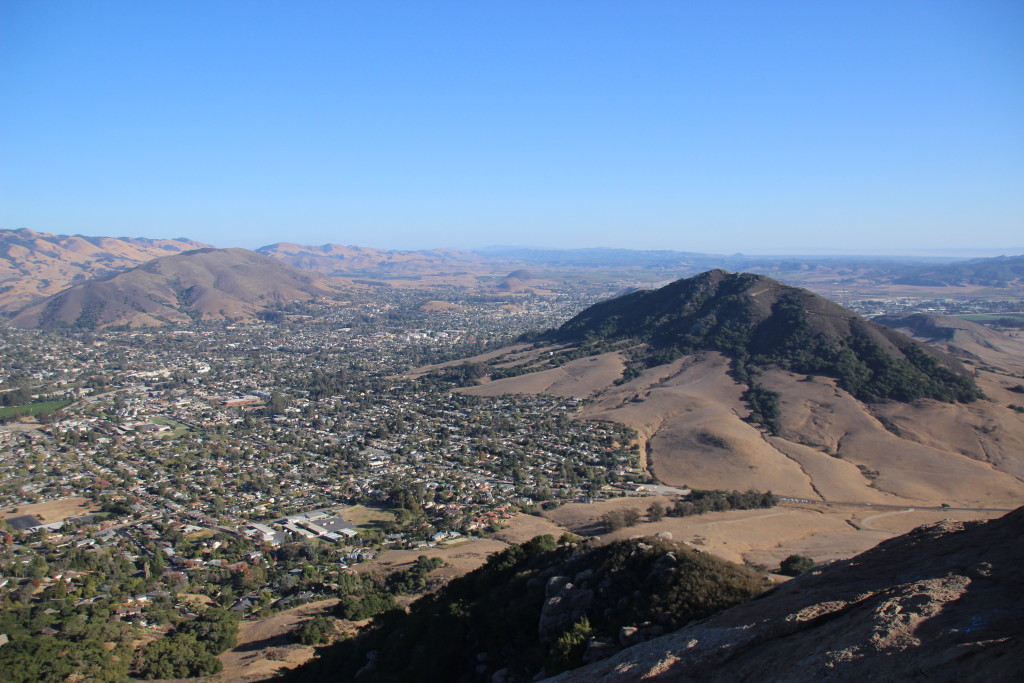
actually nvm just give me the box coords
[462,351,626,398]
[488,511,567,545]
[543,500,1008,571]
[357,537,512,584]
[1,496,99,523]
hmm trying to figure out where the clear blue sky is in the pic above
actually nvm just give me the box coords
[2,1,1022,254]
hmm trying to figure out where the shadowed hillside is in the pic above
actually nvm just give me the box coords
[874,312,1024,370]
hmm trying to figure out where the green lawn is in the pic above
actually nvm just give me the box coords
[0,399,73,419]
[151,416,190,438]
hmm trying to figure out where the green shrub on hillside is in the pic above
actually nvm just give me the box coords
[780,554,816,576]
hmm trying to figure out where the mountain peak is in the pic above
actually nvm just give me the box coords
[550,270,980,404]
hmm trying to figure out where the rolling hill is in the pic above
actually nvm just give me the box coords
[0,228,211,314]
[256,241,502,283]
[8,247,340,329]
[888,254,1024,287]
[548,269,979,404]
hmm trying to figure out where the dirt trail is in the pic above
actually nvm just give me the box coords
[860,507,917,531]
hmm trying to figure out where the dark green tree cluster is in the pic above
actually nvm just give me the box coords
[137,608,238,679]
[385,555,446,595]
[0,387,32,406]
[0,634,129,683]
[668,490,778,518]
[337,591,397,621]
[742,384,782,435]
[779,554,816,576]
[138,634,222,679]
[296,615,335,645]
[436,361,489,387]
[600,507,642,532]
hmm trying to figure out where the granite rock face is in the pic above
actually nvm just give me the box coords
[547,507,1024,682]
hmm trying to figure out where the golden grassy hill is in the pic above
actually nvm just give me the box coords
[0,228,210,313]
[8,247,340,329]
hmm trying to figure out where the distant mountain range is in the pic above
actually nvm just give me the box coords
[3,228,1024,325]
[256,241,493,277]
[888,255,1024,287]
[8,247,338,329]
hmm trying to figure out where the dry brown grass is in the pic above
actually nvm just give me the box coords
[762,370,1024,507]
[462,351,626,398]
[359,538,512,584]
[218,599,338,682]
[488,512,568,545]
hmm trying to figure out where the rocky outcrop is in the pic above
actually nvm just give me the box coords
[547,507,1024,682]
[538,575,593,640]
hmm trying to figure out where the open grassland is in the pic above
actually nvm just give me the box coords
[544,500,1009,571]
[362,538,513,583]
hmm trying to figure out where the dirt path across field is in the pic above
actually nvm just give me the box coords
[860,508,917,531]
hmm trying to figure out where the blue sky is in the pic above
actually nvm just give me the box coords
[2,1,1022,254]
